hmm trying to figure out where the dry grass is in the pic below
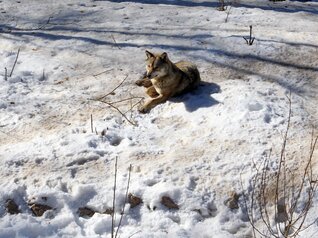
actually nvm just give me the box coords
[241,93,318,238]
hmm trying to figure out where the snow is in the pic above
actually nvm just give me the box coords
[0,0,318,237]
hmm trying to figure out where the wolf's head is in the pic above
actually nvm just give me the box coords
[145,50,170,79]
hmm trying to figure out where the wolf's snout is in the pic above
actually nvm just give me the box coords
[146,73,152,79]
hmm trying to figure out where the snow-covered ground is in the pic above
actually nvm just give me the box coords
[0,0,318,237]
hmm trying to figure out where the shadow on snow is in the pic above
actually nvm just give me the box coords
[94,0,219,8]
[170,81,220,112]
[97,0,318,14]
[3,28,318,96]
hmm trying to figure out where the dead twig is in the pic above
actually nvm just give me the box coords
[93,69,112,78]
[130,96,133,121]
[243,25,255,45]
[9,47,20,77]
[12,16,54,31]
[225,5,232,23]
[41,69,45,81]
[111,157,118,238]
[97,100,138,126]
[115,164,132,238]
[90,114,94,133]
[240,170,266,238]
[108,96,144,105]
[123,99,143,115]
[38,16,53,30]
[111,34,121,50]
[92,75,142,126]
[4,67,7,81]
[96,75,128,101]
[241,93,317,237]
[128,230,142,238]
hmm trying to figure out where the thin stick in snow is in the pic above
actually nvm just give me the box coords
[9,48,20,77]
[90,75,141,126]
[128,230,142,238]
[130,96,133,121]
[4,67,7,81]
[93,69,112,78]
[240,93,318,237]
[41,69,45,81]
[111,34,121,50]
[109,96,144,105]
[225,6,232,23]
[90,114,94,133]
[243,25,255,45]
[115,164,132,238]
[111,157,118,238]
[38,16,53,30]
[96,75,128,101]
[98,100,138,126]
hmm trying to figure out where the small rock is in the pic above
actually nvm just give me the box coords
[29,203,53,217]
[78,207,95,218]
[161,196,179,210]
[128,193,142,208]
[6,199,20,214]
[224,192,240,210]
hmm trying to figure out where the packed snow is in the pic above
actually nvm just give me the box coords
[0,0,318,237]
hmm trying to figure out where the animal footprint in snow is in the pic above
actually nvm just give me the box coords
[78,207,95,218]
[128,193,143,208]
[247,102,263,111]
[6,199,20,214]
[161,196,179,210]
[29,203,53,217]
[224,191,240,210]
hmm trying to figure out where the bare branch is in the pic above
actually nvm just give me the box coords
[111,34,121,50]
[90,75,143,126]
[115,164,132,238]
[96,100,138,126]
[90,114,94,133]
[108,96,144,105]
[9,47,20,77]
[243,25,255,45]
[242,92,317,237]
[128,230,142,238]
[4,67,7,81]
[111,157,118,238]
[96,75,128,101]
[93,69,112,78]
[225,5,232,23]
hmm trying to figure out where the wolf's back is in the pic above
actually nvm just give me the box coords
[175,61,201,93]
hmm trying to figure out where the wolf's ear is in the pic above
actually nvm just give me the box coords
[145,50,154,59]
[160,52,168,61]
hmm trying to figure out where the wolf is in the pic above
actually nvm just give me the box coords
[136,50,201,113]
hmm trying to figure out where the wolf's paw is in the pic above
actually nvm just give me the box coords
[135,79,144,87]
[135,78,152,88]
[138,105,150,114]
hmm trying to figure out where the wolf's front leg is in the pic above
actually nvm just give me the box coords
[135,73,153,88]
[138,94,170,113]
[146,86,159,98]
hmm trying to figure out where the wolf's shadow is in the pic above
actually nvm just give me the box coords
[170,81,221,112]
